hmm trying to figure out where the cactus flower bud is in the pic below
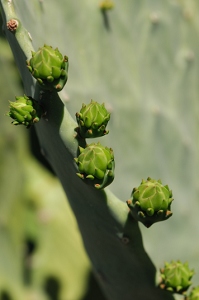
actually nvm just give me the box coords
[76,100,110,138]
[126,177,173,227]
[159,260,194,295]
[74,142,115,189]
[27,44,68,91]
[99,0,114,10]
[7,95,42,128]
[187,286,199,300]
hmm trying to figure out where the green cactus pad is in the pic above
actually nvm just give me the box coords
[159,260,194,295]
[126,177,173,227]
[7,95,43,128]
[186,286,199,300]
[27,44,68,91]
[75,100,110,138]
[74,142,115,189]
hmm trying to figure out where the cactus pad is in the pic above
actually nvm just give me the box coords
[27,44,68,91]
[74,142,115,189]
[76,100,110,138]
[159,260,194,295]
[7,95,43,128]
[127,177,173,227]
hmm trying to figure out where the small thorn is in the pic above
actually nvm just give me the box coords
[76,173,84,179]
[138,211,145,218]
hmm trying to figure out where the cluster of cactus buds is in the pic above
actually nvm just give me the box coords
[76,100,110,138]
[74,142,114,189]
[186,286,199,300]
[7,95,42,128]
[159,260,194,295]
[126,177,173,227]
[27,44,68,91]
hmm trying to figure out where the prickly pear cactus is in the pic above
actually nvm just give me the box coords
[159,261,194,295]
[76,100,110,138]
[7,95,42,127]
[127,177,173,227]
[75,142,114,189]
[27,44,68,91]
[1,0,199,299]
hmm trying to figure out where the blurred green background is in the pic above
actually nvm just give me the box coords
[0,0,199,299]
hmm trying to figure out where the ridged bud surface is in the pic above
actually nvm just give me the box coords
[74,142,114,189]
[76,100,110,138]
[127,177,173,227]
[27,44,68,91]
[7,95,42,128]
[159,261,194,295]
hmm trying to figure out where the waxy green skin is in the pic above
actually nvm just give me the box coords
[74,142,115,189]
[7,95,42,128]
[159,261,194,295]
[27,44,68,91]
[127,177,173,227]
[76,100,110,138]
[186,286,199,300]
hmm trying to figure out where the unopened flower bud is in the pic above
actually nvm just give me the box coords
[76,100,110,138]
[27,44,68,91]
[127,177,173,227]
[74,142,114,189]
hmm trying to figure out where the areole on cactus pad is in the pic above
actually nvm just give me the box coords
[127,177,173,227]
[74,142,115,189]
